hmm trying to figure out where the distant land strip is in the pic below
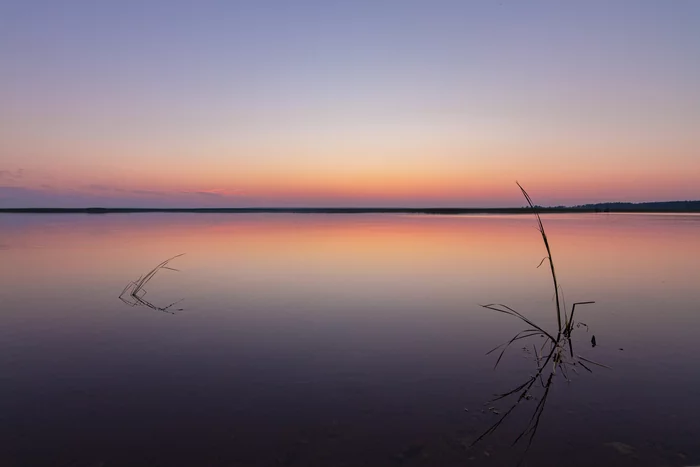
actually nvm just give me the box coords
[1,201,700,214]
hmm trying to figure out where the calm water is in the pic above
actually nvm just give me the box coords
[1,213,699,466]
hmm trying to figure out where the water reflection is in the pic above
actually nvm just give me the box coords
[0,213,699,466]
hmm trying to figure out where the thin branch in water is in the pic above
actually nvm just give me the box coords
[119,254,185,313]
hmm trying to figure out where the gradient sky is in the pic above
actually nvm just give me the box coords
[1,0,699,207]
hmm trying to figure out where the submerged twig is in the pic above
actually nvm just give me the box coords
[119,254,185,314]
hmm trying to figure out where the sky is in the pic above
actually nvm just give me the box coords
[1,0,699,208]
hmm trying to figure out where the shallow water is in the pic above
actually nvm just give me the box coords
[1,213,699,466]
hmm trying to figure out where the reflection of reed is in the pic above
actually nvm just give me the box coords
[472,184,609,458]
[119,254,185,314]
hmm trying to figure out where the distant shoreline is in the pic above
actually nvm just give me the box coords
[1,206,699,214]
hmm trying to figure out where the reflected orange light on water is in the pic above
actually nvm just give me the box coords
[2,214,698,300]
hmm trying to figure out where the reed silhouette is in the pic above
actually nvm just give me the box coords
[472,183,609,459]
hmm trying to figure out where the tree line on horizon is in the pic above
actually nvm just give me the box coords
[573,200,700,212]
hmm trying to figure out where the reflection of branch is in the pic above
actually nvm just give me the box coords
[472,185,607,461]
[119,254,185,314]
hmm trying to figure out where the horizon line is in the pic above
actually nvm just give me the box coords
[2,201,700,215]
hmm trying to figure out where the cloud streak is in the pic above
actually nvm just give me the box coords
[0,185,254,208]
[0,169,25,182]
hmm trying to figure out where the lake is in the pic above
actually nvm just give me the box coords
[1,213,699,466]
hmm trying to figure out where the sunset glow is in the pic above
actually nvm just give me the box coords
[2,1,699,207]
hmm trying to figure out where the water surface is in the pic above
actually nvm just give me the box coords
[1,213,699,466]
